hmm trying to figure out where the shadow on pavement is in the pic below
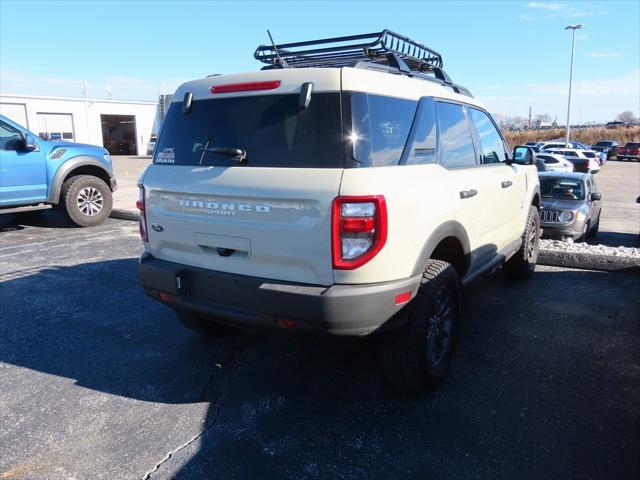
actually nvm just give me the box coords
[0,209,77,230]
[2,259,638,479]
[589,231,640,248]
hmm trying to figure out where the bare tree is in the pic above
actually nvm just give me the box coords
[616,111,637,123]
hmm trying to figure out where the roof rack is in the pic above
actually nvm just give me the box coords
[253,30,472,97]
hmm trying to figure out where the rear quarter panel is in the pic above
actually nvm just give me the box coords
[335,164,453,284]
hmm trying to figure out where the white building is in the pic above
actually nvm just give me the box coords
[0,93,161,156]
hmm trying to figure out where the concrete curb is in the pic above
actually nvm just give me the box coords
[110,209,139,221]
[539,249,640,274]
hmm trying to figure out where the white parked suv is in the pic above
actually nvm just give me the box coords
[137,31,541,391]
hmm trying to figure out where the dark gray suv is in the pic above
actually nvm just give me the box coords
[538,172,602,243]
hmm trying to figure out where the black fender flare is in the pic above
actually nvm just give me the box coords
[411,221,471,276]
[47,156,113,204]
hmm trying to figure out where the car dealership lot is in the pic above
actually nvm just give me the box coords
[0,212,638,479]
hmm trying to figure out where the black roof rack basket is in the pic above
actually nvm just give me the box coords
[254,29,444,72]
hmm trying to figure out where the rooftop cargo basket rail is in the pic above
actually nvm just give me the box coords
[253,29,473,97]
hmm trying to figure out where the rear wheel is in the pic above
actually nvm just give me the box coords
[173,309,231,336]
[380,260,460,392]
[60,175,112,227]
[503,205,540,280]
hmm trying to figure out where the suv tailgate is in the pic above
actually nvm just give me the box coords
[142,165,342,286]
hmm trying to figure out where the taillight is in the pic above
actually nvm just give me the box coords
[332,195,387,270]
[210,81,281,94]
[137,184,148,243]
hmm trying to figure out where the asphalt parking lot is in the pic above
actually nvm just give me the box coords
[1,212,639,480]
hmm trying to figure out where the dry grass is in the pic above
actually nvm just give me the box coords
[504,127,640,148]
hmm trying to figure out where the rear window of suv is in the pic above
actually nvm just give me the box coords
[154,93,345,168]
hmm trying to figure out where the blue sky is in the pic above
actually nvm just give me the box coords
[1,0,638,122]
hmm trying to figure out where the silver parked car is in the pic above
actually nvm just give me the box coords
[539,172,602,243]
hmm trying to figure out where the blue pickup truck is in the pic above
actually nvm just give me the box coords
[0,114,116,226]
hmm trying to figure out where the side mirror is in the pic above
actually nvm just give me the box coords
[512,145,536,165]
[20,133,37,152]
[590,192,602,201]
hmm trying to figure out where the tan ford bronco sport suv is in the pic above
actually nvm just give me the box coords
[138,30,541,391]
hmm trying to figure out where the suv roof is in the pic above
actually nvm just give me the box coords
[173,30,481,107]
[175,66,485,109]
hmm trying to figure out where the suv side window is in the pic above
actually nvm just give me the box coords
[436,102,477,168]
[0,121,23,151]
[468,108,507,164]
[349,93,418,167]
[403,98,436,165]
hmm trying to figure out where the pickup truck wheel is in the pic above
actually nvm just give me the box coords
[174,309,231,336]
[503,205,539,281]
[60,175,112,227]
[380,260,460,392]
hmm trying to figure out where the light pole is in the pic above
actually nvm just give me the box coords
[564,24,583,147]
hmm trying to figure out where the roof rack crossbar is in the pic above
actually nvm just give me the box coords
[254,29,444,71]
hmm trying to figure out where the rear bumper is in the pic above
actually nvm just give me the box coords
[139,254,422,336]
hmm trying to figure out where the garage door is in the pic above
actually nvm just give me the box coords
[37,113,75,141]
[0,103,28,128]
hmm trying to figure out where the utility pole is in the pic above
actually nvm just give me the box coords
[564,24,583,147]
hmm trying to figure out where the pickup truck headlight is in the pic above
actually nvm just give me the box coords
[559,211,574,222]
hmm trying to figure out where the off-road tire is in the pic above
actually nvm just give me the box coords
[503,205,539,281]
[60,175,112,227]
[174,309,231,336]
[380,260,460,392]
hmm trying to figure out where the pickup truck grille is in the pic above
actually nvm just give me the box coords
[540,210,560,223]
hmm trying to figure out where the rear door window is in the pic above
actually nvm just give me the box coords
[436,102,477,168]
[154,93,344,168]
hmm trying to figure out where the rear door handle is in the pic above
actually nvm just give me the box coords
[501,180,513,188]
[459,189,478,199]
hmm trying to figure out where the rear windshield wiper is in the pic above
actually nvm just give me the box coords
[199,140,246,165]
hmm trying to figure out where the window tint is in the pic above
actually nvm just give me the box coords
[468,108,506,164]
[0,121,23,151]
[349,93,417,167]
[436,102,476,168]
[155,93,344,167]
[404,98,436,165]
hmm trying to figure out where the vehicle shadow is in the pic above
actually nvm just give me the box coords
[166,268,640,480]
[587,231,639,247]
[1,261,639,479]
[0,208,78,230]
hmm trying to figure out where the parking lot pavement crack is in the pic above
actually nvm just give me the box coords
[141,408,220,480]
[142,335,262,480]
